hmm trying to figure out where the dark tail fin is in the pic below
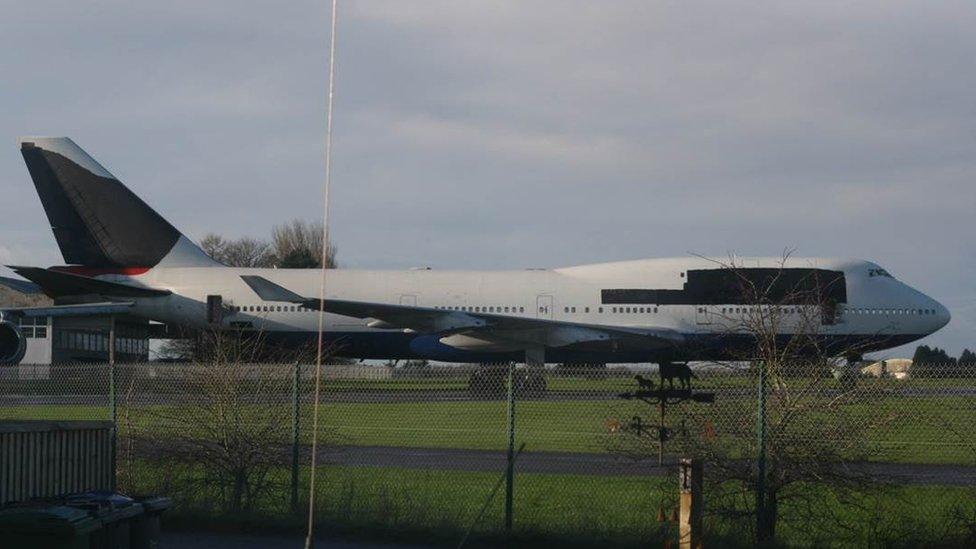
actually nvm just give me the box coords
[19,137,215,269]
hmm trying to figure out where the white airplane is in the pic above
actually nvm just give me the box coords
[0,137,951,367]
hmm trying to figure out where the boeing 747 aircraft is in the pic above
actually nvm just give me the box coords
[0,138,951,367]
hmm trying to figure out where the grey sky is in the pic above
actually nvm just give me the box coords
[1,1,973,356]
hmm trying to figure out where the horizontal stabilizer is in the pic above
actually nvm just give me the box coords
[0,275,43,294]
[8,266,170,298]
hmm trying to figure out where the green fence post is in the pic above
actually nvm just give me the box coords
[291,361,301,512]
[505,362,516,531]
[756,360,767,541]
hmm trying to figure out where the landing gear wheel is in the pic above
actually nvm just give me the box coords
[511,370,547,397]
[468,365,507,398]
[523,371,547,397]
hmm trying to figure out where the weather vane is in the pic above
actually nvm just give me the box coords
[617,362,716,465]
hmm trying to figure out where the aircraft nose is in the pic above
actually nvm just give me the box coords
[935,300,951,329]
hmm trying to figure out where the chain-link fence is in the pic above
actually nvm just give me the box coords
[2,361,975,546]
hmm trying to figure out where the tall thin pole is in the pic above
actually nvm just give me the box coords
[658,400,666,466]
[108,315,117,492]
[505,363,516,531]
[756,360,767,541]
[291,361,300,512]
[306,1,339,547]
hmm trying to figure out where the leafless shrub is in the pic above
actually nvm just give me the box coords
[608,251,899,544]
[690,252,896,542]
[136,330,314,513]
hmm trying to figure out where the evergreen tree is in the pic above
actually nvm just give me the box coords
[959,349,976,366]
[912,345,933,365]
[958,349,976,377]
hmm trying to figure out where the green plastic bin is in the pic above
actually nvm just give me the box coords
[0,505,100,549]
[64,492,143,549]
[129,497,171,549]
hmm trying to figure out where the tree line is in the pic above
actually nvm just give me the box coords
[911,345,976,377]
[200,219,337,269]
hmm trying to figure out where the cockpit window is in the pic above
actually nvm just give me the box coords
[868,268,894,279]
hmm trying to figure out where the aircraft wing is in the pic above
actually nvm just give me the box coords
[240,275,682,351]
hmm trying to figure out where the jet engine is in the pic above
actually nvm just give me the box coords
[0,320,27,365]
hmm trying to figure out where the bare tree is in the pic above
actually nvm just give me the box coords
[199,220,335,269]
[682,253,892,543]
[271,219,337,268]
[223,238,275,268]
[608,252,895,544]
[199,233,228,263]
[199,233,275,267]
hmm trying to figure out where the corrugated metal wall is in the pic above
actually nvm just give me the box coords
[0,421,113,505]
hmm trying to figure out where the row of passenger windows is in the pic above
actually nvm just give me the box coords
[704,306,938,316]
[434,306,526,313]
[431,305,661,314]
[230,305,312,314]
[603,306,659,314]
[849,307,937,316]
[228,303,938,318]
[714,306,802,315]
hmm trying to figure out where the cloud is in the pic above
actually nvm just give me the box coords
[1,0,973,355]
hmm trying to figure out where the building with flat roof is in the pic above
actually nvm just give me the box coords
[19,315,149,364]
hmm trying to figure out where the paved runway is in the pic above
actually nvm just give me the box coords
[318,444,976,486]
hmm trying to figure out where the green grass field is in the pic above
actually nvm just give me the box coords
[5,370,976,546]
[129,461,976,548]
[3,392,974,464]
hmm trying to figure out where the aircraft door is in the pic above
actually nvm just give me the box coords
[536,295,553,319]
[695,305,711,325]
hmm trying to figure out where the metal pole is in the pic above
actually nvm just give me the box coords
[291,362,301,512]
[659,400,666,466]
[505,362,516,531]
[756,360,767,540]
[678,458,703,549]
[108,315,117,492]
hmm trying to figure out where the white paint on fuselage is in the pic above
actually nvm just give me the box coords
[114,257,949,349]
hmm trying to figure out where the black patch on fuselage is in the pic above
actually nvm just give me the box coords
[602,268,847,305]
[21,145,180,267]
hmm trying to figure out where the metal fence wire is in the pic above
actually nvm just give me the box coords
[1,361,975,545]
